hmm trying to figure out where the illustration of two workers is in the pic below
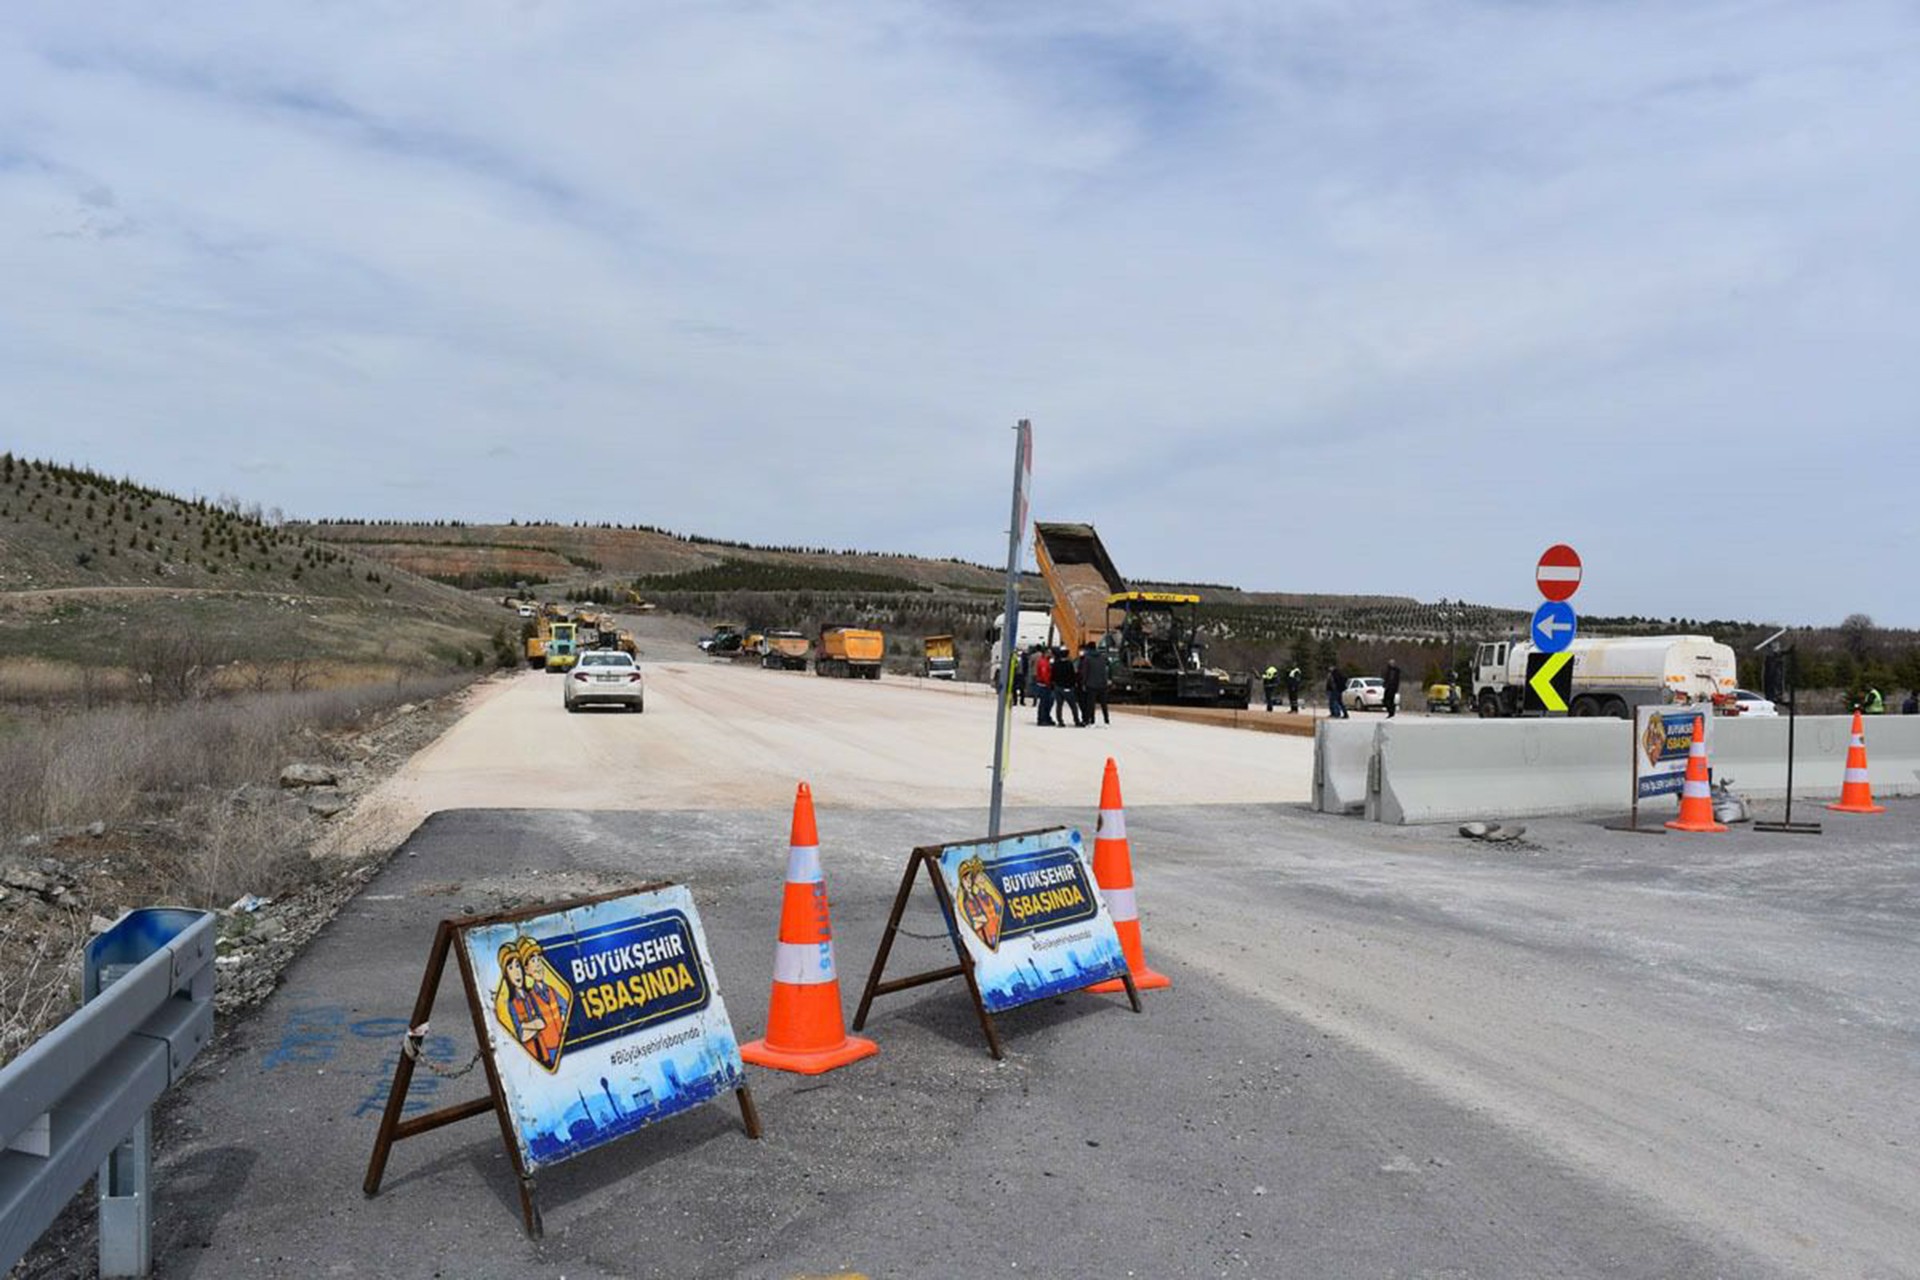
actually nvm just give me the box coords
[495,937,572,1071]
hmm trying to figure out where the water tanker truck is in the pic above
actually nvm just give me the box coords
[1471,634,1737,719]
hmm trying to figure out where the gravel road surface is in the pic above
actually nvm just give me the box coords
[28,629,1916,1279]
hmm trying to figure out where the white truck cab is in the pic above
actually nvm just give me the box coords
[988,608,1058,689]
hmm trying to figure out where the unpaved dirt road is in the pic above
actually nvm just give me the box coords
[323,651,1312,855]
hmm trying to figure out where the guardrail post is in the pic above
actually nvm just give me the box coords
[88,958,152,1278]
[98,1116,151,1276]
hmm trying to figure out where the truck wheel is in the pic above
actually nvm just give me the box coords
[1571,696,1599,717]
[1477,691,1500,718]
[1603,697,1630,720]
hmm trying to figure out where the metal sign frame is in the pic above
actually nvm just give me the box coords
[851,827,1140,1060]
[361,885,761,1239]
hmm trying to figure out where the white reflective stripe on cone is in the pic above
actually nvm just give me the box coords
[1850,737,1866,748]
[1844,768,1871,783]
[785,844,823,884]
[1682,781,1710,797]
[774,940,835,985]
[1096,808,1126,840]
[1103,886,1138,922]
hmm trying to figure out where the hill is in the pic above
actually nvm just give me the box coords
[0,456,505,677]
[298,518,1538,682]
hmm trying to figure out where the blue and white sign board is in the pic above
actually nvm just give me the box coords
[1530,600,1579,654]
[935,827,1128,1013]
[459,885,745,1172]
[1634,706,1712,800]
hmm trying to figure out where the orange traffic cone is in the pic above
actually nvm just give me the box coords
[1665,714,1727,833]
[1085,758,1170,993]
[740,783,878,1074]
[1827,710,1886,814]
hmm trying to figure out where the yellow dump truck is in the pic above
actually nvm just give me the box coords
[762,630,812,671]
[525,621,548,669]
[1032,521,1125,655]
[923,635,958,680]
[816,626,884,680]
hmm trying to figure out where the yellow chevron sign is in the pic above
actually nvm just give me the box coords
[1525,650,1574,713]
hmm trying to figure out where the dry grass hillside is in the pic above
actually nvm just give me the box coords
[296,519,1010,592]
[0,457,507,676]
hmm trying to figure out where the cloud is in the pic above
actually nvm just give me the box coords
[1,1,1915,623]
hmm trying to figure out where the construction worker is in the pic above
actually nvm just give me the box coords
[1261,665,1280,712]
[1033,647,1055,726]
[1052,647,1082,726]
[1382,658,1401,719]
[1864,687,1885,715]
[1325,663,1348,718]
[1903,689,1918,715]
[1079,643,1111,726]
[1286,665,1302,714]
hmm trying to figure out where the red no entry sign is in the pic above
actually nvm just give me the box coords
[1536,544,1582,601]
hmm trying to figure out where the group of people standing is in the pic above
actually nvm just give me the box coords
[1260,664,1304,713]
[1014,643,1112,727]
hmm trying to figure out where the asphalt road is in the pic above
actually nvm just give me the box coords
[42,639,1920,1278]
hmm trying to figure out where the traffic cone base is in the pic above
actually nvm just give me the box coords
[742,783,878,1075]
[741,992,878,1074]
[1827,711,1885,813]
[1828,799,1887,814]
[1665,714,1727,833]
[1086,954,1169,994]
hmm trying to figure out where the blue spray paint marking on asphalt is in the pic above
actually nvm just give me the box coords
[263,1003,458,1118]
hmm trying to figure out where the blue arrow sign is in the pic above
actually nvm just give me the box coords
[1531,600,1578,654]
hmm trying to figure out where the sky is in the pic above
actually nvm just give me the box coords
[3,2,1916,626]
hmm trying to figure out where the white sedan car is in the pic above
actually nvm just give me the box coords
[564,651,645,712]
[1343,676,1387,711]
[1730,688,1777,717]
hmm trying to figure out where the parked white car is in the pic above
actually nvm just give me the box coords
[1730,688,1777,717]
[1343,676,1387,711]
[564,651,645,712]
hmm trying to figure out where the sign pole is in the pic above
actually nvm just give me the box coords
[1629,717,1639,831]
[987,420,1032,840]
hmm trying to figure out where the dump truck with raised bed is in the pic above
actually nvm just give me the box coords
[1031,521,1251,708]
[923,635,958,680]
[1032,522,1124,654]
[761,630,812,671]
[816,625,884,679]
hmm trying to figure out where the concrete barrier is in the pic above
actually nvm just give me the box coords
[1709,714,1920,800]
[1367,719,1629,824]
[1312,720,1379,814]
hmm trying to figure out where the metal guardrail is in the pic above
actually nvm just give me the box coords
[1,908,215,1277]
